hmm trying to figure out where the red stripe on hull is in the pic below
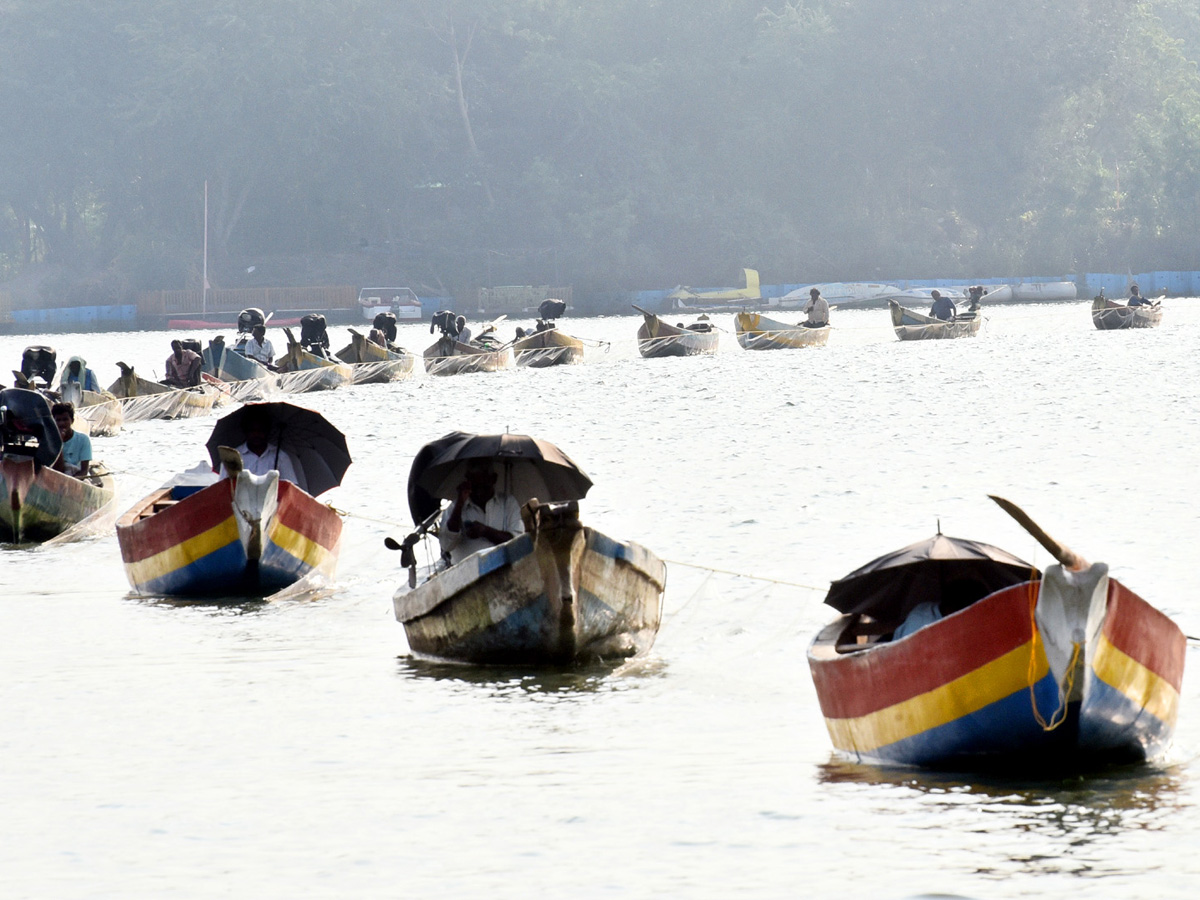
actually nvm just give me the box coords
[1103,580,1186,692]
[118,481,235,562]
[275,481,341,550]
[810,582,1037,720]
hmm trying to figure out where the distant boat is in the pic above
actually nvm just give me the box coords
[107,364,217,421]
[807,497,1185,770]
[634,306,719,358]
[734,312,830,350]
[779,283,899,310]
[201,338,276,401]
[335,329,417,383]
[357,287,423,322]
[666,268,760,310]
[1092,294,1163,330]
[512,299,584,368]
[276,327,355,392]
[1012,282,1077,302]
[888,299,981,341]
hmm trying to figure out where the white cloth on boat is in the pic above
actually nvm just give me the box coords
[438,493,524,565]
[219,440,303,490]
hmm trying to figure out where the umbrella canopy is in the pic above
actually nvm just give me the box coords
[410,432,592,515]
[824,533,1038,623]
[205,402,350,497]
[406,430,473,525]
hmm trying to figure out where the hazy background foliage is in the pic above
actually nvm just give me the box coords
[1,0,1198,299]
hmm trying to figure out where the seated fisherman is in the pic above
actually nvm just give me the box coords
[58,356,102,393]
[51,402,91,478]
[242,324,276,368]
[455,316,473,344]
[803,288,830,327]
[163,340,203,387]
[438,461,524,565]
[218,410,302,488]
[929,290,957,321]
[1127,284,1152,307]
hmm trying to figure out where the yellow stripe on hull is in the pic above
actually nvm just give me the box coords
[124,517,241,585]
[1091,633,1180,727]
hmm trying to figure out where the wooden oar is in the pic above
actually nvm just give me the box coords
[988,494,1087,570]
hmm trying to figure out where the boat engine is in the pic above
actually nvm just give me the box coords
[430,310,462,337]
[237,307,266,334]
[0,387,63,466]
[180,338,202,355]
[372,312,398,344]
[20,346,57,387]
[538,298,566,322]
[299,314,330,357]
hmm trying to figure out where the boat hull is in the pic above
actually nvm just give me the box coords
[735,312,830,350]
[394,512,665,665]
[335,332,417,383]
[636,316,719,358]
[0,456,115,543]
[277,344,354,391]
[423,338,513,376]
[889,300,981,341]
[1092,298,1163,330]
[513,329,584,368]
[116,476,342,596]
[808,573,1184,768]
[201,343,275,401]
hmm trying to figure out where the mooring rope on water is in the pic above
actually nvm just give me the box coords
[658,556,826,592]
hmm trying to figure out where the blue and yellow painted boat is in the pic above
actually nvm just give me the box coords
[116,472,341,596]
[808,511,1185,769]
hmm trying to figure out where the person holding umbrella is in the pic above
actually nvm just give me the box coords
[217,406,301,486]
[438,460,524,565]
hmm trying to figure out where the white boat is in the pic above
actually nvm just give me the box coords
[358,287,423,321]
[1012,282,1078,302]
[779,283,899,309]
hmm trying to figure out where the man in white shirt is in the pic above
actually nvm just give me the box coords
[242,324,275,366]
[438,461,524,565]
[218,413,303,489]
[803,288,830,327]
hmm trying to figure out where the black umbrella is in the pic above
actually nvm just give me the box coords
[406,430,473,525]
[205,402,350,497]
[824,533,1038,624]
[410,432,592,508]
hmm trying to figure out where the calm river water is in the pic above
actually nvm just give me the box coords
[3,302,1199,898]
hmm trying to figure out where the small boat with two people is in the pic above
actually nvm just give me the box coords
[888,288,983,341]
[634,306,719,358]
[335,313,417,384]
[116,402,348,596]
[422,310,513,376]
[512,299,584,368]
[807,495,1185,770]
[0,388,115,544]
[1091,287,1163,330]
[734,311,831,351]
[389,431,666,665]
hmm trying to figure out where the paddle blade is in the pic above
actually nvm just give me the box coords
[988,494,1087,570]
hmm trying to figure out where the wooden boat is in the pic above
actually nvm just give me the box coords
[394,500,665,664]
[107,364,216,421]
[807,499,1185,769]
[634,306,719,358]
[1092,295,1163,330]
[422,334,513,376]
[512,326,584,368]
[116,462,342,596]
[58,382,124,436]
[888,299,981,341]
[201,339,275,401]
[276,329,354,391]
[0,387,114,543]
[335,329,417,384]
[734,312,830,350]
[0,457,115,543]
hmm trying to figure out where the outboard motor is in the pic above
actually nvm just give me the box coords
[538,298,567,321]
[180,338,202,355]
[20,346,57,387]
[372,312,398,344]
[299,314,330,357]
[0,387,63,467]
[967,286,986,312]
[430,310,460,337]
[237,307,266,334]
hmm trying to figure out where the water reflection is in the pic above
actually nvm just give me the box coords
[397,654,667,694]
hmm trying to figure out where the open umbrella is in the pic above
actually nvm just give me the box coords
[205,402,350,497]
[410,432,592,508]
[824,533,1038,624]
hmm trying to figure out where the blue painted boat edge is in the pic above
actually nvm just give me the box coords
[1079,674,1174,761]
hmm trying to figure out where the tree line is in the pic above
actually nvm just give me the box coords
[2,0,1199,302]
